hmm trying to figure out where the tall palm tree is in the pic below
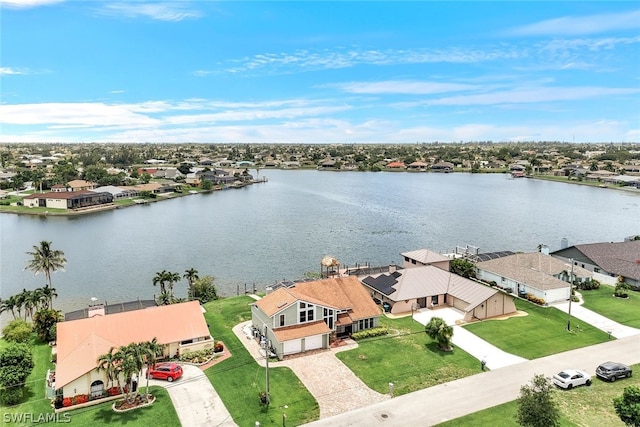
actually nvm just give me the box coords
[96,347,119,391]
[184,268,199,300]
[166,271,181,301]
[3,295,18,319]
[152,270,169,295]
[141,338,163,402]
[39,286,58,309]
[119,343,145,403]
[14,291,25,320]
[25,241,67,289]
[22,289,38,320]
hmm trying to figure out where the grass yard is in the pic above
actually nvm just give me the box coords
[580,286,640,329]
[336,314,480,396]
[202,296,319,426]
[437,364,640,426]
[462,299,611,359]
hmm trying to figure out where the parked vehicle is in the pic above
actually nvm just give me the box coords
[596,361,632,382]
[552,369,592,389]
[147,362,183,382]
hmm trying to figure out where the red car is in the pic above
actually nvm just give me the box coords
[147,363,183,382]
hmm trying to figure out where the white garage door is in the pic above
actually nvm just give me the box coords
[283,339,302,355]
[305,334,323,351]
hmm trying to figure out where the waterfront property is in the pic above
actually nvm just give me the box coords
[251,276,381,359]
[22,190,114,210]
[551,239,640,289]
[55,301,212,398]
[476,252,592,304]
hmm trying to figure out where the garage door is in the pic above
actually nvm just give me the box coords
[283,339,302,355]
[452,296,467,310]
[305,334,323,351]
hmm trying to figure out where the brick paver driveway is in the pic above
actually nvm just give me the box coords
[234,321,389,418]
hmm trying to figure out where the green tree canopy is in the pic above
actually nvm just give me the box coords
[516,374,560,427]
[24,241,67,289]
[0,342,34,405]
[424,317,453,351]
[450,258,477,278]
[614,385,640,427]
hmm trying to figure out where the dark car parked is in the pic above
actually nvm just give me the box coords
[596,361,632,382]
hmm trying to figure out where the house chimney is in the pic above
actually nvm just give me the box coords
[87,299,105,317]
[389,264,397,273]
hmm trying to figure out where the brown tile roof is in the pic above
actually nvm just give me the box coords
[56,301,210,389]
[23,190,92,200]
[67,179,96,188]
[273,320,331,341]
[336,313,352,326]
[254,287,301,317]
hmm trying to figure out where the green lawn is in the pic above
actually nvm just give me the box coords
[437,364,640,426]
[580,286,640,329]
[202,296,319,426]
[336,315,480,396]
[462,300,611,359]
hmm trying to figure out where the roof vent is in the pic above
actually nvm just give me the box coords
[277,302,287,308]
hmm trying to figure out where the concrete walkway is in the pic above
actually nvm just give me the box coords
[552,297,640,339]
[147,364,236,427]
[303,334,640,427]
[413,307,528,370]
[233,321,389,418]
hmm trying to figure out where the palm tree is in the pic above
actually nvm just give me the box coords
[141,338,163,402]
[425,317,454,351]
[39,286,58,309]
[166,271,181,301]
[22,289,39,320]
[152,270,169,295]
[156,291,172,306]
[119,343,145,403]
[3,295,18,319]
[25,241,67,289]
[14,291,25,320]
[96,347,119,392]
[184,268,199,300]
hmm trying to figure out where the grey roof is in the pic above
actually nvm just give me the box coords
[470,251,515,262]
[558,241,640,280]
[476,252,592,291]
[362,265,498,312]
[401,249,450,264]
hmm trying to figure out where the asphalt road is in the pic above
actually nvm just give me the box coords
[303,334,640,427]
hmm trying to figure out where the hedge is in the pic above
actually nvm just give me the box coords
[351,326,389,340]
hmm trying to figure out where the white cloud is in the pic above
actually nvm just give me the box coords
[99,2,202,21]
[332,80,477,95]
[0,67,27,75]
[508,10,640,36]
[0,0,63,8]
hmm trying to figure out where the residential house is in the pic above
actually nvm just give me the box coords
[22,190,114,210]
[431,161,454,172]
[407,161,429,171]
[361,264,516,320]
[251,276,381,359]
[550,240,640,289]
[385,161,406,170]
[91,186,139,200]
[401,248,451,270]
[66,180,97,191]
[197,169,237,185]
[55,301,213,398]
[476,252,592,304]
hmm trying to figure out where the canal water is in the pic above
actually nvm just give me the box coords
[1,170,639,316]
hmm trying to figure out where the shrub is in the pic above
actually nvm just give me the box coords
[2,319,32,343]
[525,293,546,306]
[72,394,89,405]
[351,326,389,340]
[180,348,215,363]
[214,342,224,353]
[62,397,72,407]
[107,386,120,396]
[578,279,601,290]
[1,386,24,406]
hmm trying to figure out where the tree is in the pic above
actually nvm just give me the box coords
[450,258,477,278]
[152,270,169,295]
[0,343,34,405]
[424,317,453,351]
[32,308,63,342]
[614,385,640,427]
[166,271,181,301]
[24,241,67,290]
[1,319,32,343]
[191,275,219,304]
[200,179,213,190]
[96,347,120,393]
[141,338,163,402]
[515,374,560,427]
[183,268,199,300]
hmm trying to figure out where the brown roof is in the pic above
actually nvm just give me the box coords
[23,190,92,200]
[273,321,331,341]
[67,179,96,188]
[56,301,210,389]
[401,249,450,265]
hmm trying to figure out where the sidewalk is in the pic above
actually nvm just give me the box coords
[553,298,640,339]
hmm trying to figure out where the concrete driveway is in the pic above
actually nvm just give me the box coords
[146,364,236,427]
[552,299,640,339]
[413,307,528,370]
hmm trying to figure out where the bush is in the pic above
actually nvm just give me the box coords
[214,342,224,353]
[351,326,389,340]
[107,386,120,396]
[578,279,600,290]
[525,293,546,306]
[180,348,215,364]
[2,319,32,343]
[62,397,72,407]
[1,386,24,406]
[72,394,89,405]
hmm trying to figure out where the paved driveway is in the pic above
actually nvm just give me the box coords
[147,364,236,427]
[553,299,640,338]
[233,321,389,418]
[413,307,527,370]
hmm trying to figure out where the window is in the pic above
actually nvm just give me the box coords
[299,302,314,323]
[279,314,285,327]
[594,267,600,273]
[323,308,334,329]
[431,295,438,305]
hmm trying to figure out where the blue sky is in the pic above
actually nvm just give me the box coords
[1,1,639,143]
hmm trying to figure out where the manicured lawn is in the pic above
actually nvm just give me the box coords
[580,286,640,329]
[437,364,640,426]
[462,300,611,359]
[202,296,319,426]
[336,315,480,396]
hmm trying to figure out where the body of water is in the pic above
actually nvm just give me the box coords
[1,170,639,316]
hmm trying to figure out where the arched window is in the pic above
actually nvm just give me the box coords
[90,380,104,398]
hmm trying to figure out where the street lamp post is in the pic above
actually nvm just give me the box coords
[567,258,574,331]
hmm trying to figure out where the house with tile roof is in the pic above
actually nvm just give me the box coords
[251,276,381,359]
[361,264,515,320]
[55,301,212,398]
[476,252,592,304]
[66,179,97,191]
[550,240,640,289]
[23,190,114,210]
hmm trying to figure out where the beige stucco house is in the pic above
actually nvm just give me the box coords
[55,301,212,398]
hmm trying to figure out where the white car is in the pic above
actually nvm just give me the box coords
[552,369,592,389]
